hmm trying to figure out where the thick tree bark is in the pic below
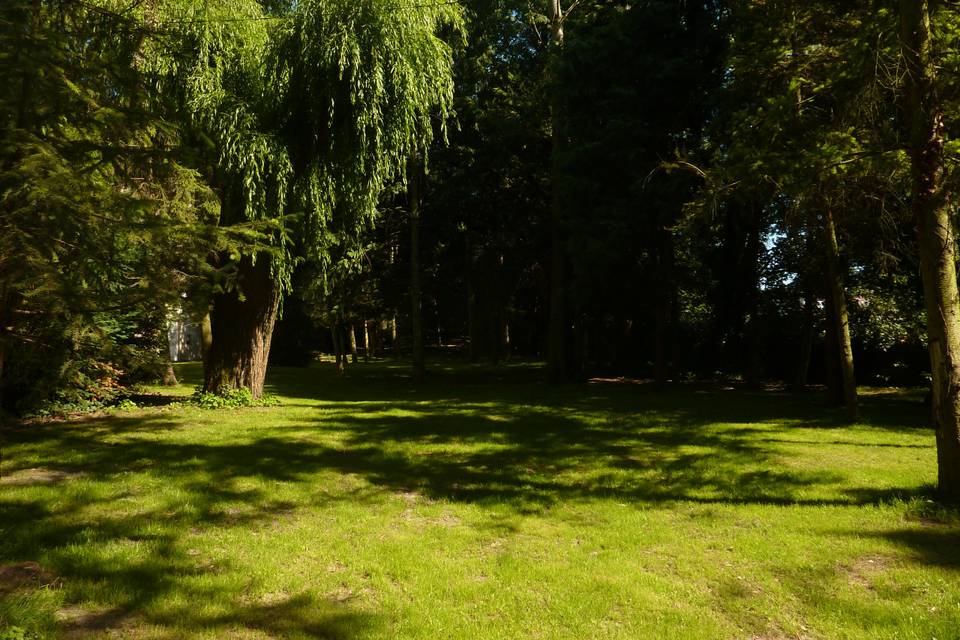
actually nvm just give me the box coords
[0,281,8,403]
[901,0,960,500]
[409,153,426,382]
[546,0,567,383]
[822,295,844,406]
[200,309,213,367]
[822,208,858,421]
[203,255,281,399]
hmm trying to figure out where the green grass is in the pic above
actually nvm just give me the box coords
[1,361,958,639]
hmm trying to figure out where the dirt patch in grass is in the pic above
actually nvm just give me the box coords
[0,561,57,594]
[56,605,136,639]
[0,467,84,486]
[399,507,461,529]
[843,554,896,590]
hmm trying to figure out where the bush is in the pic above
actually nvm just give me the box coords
[0,626,37,640]
[190,388,281,409]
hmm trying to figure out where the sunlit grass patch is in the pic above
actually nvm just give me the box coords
[1,361,957,639]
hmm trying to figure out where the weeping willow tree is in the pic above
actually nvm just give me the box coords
[141,0,461,396]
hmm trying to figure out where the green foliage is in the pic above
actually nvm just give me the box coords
[0,0,271,412]
[191,387,281,409]
[139,0,463,290]
[0,627,36,640]
[272,0,462,266]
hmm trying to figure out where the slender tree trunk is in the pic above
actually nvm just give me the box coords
[794,294,815,390]
[901,0,960,500]
[203,255,281,399]
[389,315,398,355]
[742,207,762,384]
[409,153,426,382]
[669,275,681,380]
[653,213,675,384]
[503,321,511,362]
[363,320,371,362]
[466,236,479,362]
[546,0,567,383]
[573,315,588,380]
[332,324,345,375]
[654,304,668,383]
[822,208,858,421]
[492,253,508,365]
[348,323,358,364]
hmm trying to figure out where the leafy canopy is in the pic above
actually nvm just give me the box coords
[139,0,463,287]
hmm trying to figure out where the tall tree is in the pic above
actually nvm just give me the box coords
[409,152,426,382]
[0,0,229,411]
[900,0,960,500]
[145,0,461,397]
[546,0,569,382]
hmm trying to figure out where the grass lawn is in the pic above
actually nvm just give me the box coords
[1,360,958,639]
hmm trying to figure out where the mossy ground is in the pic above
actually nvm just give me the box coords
[1,361,957,639]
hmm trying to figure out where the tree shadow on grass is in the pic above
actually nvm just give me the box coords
[1,415,382,638]
[0,362,948,637]
[263,361,932,432]
[867,527,960,570]
[0,488,381,638]
[5,378,929,512]
[3,364,936,513]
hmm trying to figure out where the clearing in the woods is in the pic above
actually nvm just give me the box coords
[1,362,958,639]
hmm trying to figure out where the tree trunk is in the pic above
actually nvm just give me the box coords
[0,280,8,404]
[364,320,372,362]
[653,212,675,384]
[466,235,479,362]
[162,362,178,386]
[492,253,508,365]
[348,323,358,364]
[203,255,280,399]
[822,208,858,421]
[742,207,762,385]
[794,294,815,390]
[669,272,681,381]
[503,321,511,363]
[546,0,567,383]
[901,0,960,500]
[332,324,345,375]
[200,309,213,368]
[823,296,844,406]
[409,153,426,382]
[389,315,398,355]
